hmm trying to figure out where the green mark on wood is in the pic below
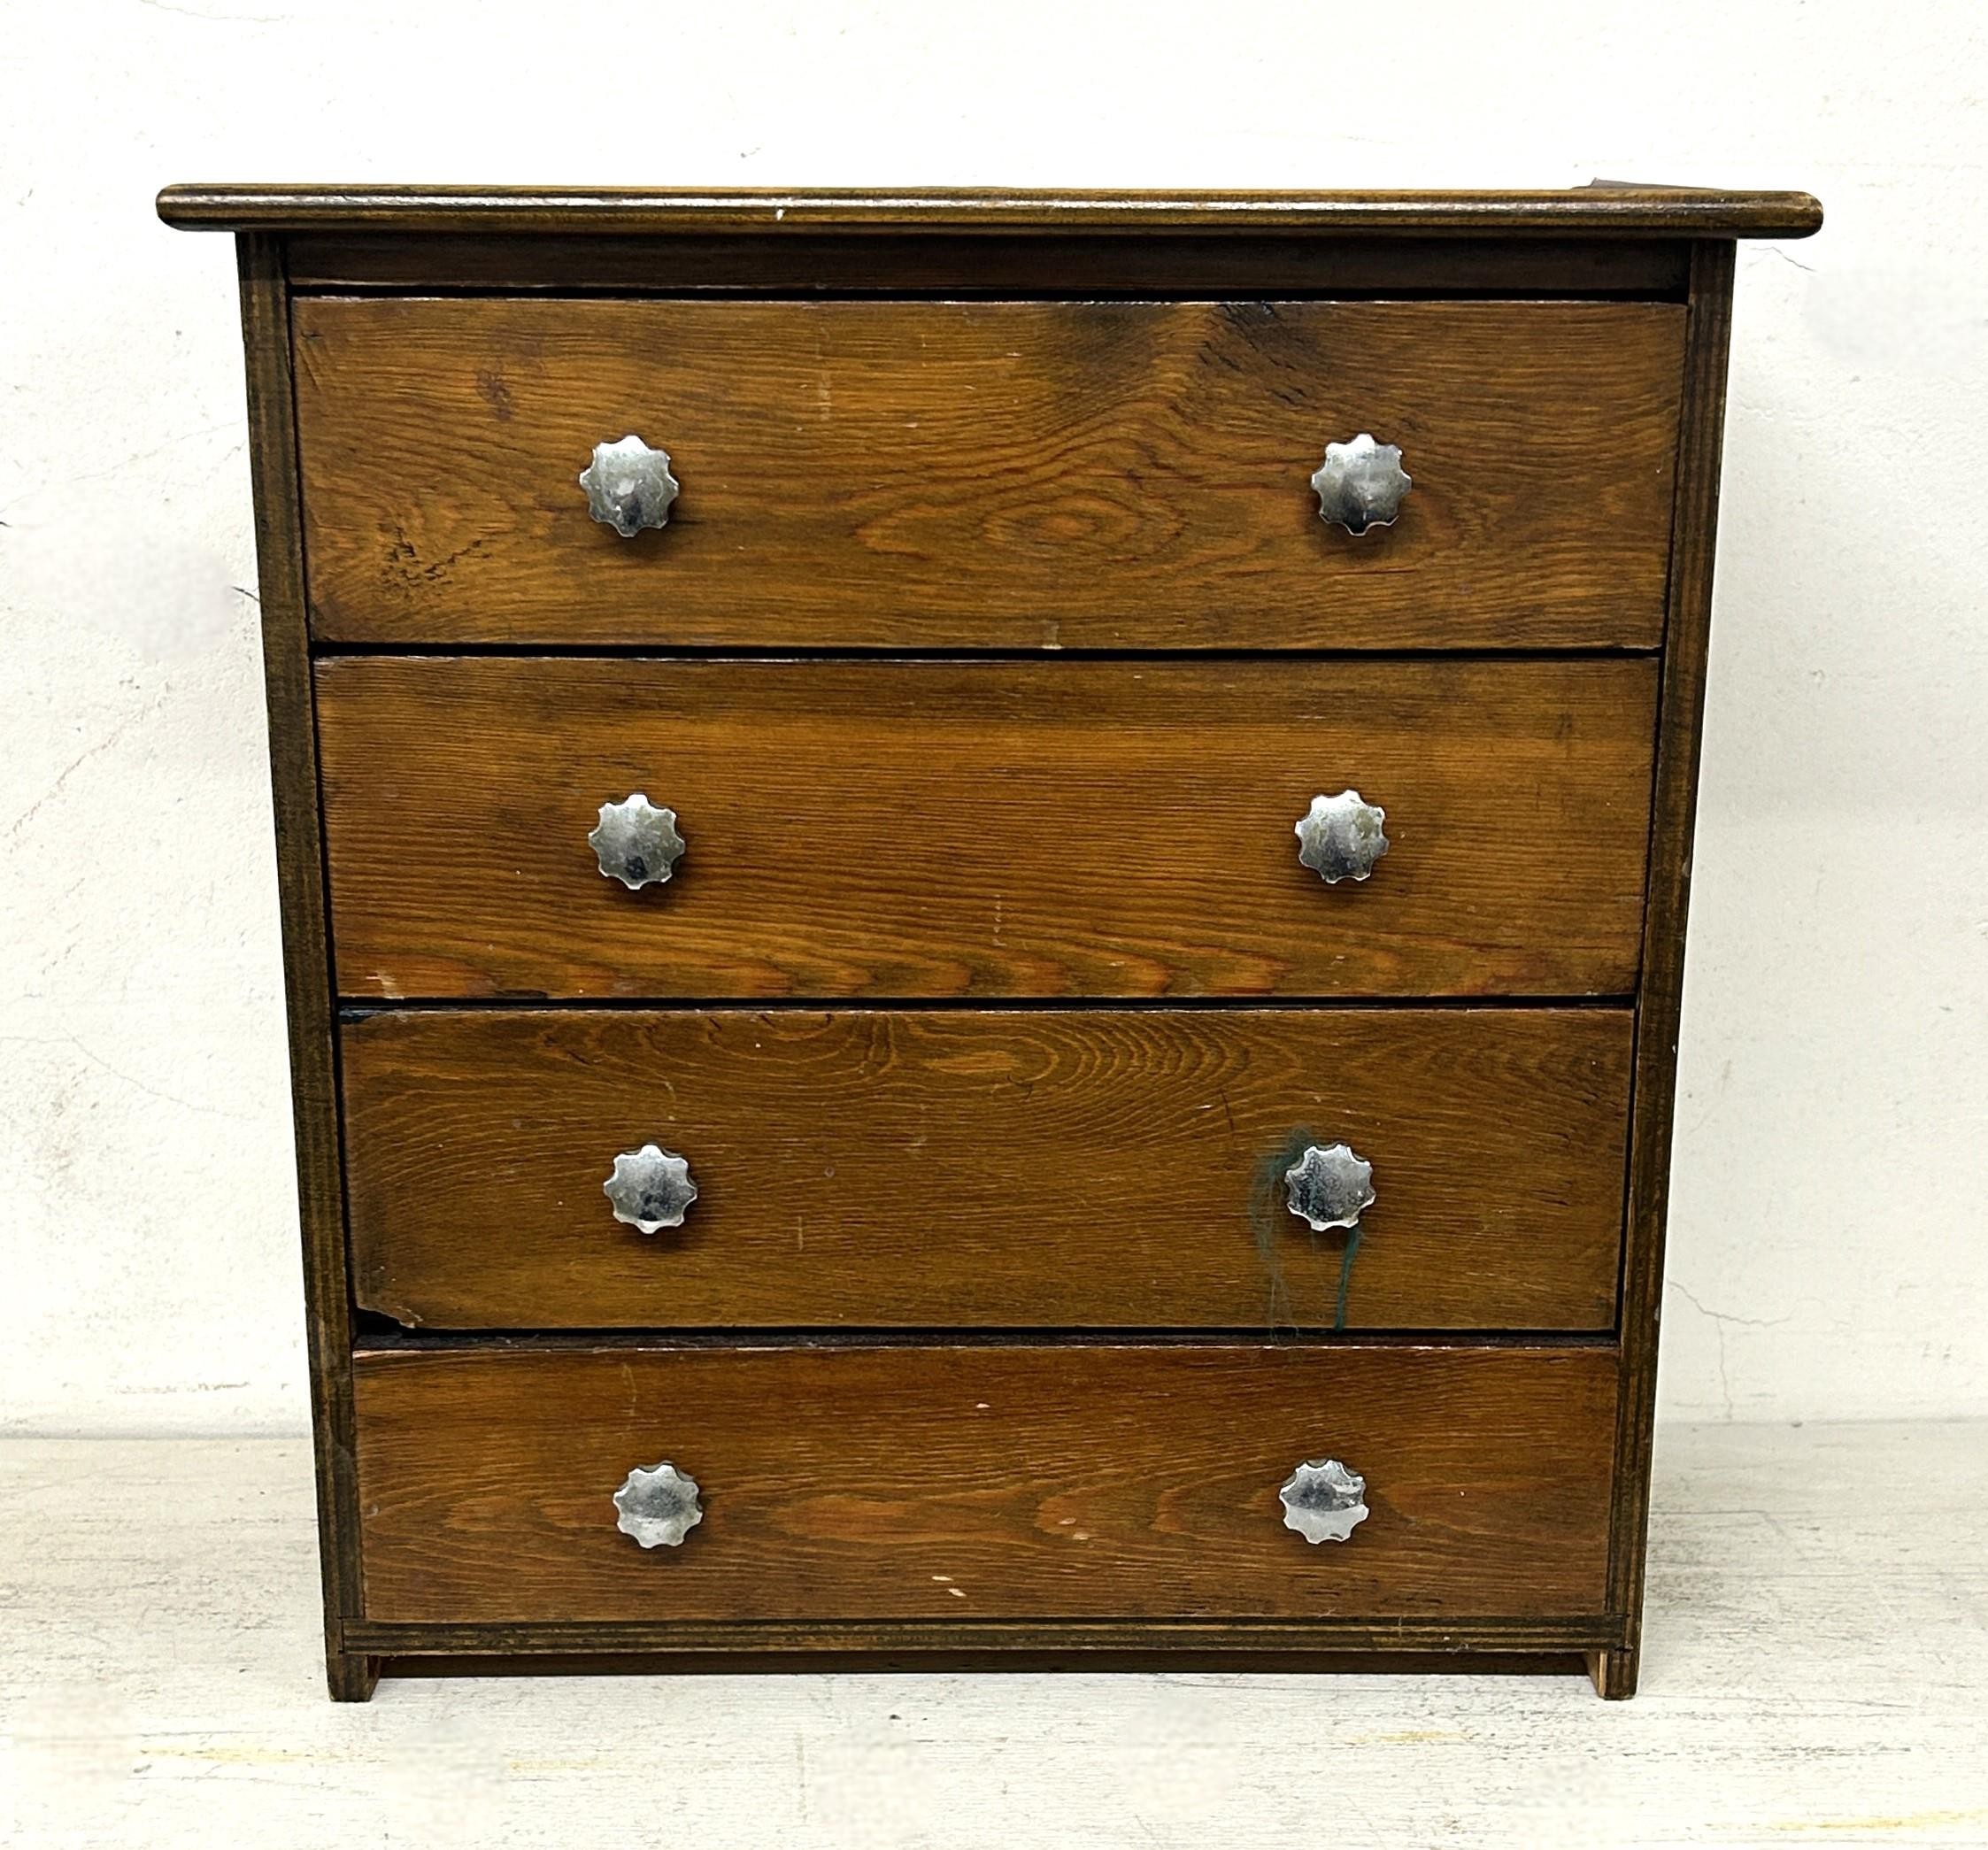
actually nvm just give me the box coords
[1248,1126,1367,1332]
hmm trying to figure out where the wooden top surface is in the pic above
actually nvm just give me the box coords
[157,183,1822,238]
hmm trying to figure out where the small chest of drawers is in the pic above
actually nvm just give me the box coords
[161,181,1820,1700]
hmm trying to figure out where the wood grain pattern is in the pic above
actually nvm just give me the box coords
[342,1006,1631,1332]
[157,183,1826,238]
[352,1344,1618,1625]
[316,657,1658,1002]
[292,298,1684,648]
[163,185,1809,1697]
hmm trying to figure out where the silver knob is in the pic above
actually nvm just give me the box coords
[1296,790,1389,884]
[1280,1459,1369,1544]
[613,1461,703,1548]
[589,794,685,890]
[605,1143,697,1233]
[580,434,680,537]
[1310,433,1411,535]
[1284,1142,1375,1232]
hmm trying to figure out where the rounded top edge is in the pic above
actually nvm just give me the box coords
[156,184,1824,239]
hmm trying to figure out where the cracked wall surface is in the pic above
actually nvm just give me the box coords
[4,0,1987,1430]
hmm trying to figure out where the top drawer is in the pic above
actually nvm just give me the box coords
[293,297,1684,649]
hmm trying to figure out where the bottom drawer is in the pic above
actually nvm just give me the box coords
[354,1345,1618,1625]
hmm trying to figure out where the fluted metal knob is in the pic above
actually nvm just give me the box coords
[605,1144,697,1233]
[1284,1142,1375,1232]
[589,794,685,890]
[613,1461,703,1548]
[1279,1458,1369,1544]
[1296,790,1389,884]
[1310,434,1411,535]
[580,434,680,537]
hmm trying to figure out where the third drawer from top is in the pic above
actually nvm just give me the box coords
[341,1004,1630,1331]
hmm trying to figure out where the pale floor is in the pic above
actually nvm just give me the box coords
[3,1422,1984,1848]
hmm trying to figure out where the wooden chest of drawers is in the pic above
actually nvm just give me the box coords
[160,182,1820,1700]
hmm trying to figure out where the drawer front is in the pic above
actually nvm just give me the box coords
[317,657,1658,1000]
[343,1006,1630,1332]
[353,1345,1617,1624]
[294,297,1684,649]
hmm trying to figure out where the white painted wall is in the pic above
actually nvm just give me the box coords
[3,0,1983,1434]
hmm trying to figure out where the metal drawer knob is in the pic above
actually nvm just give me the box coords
[1285,1142,1375,1232]
[1311,433,1410,535]
[1279,1458,1368,1544]
[605,1143,698,1233]
[580,434,680,537]
[613,1461,703,1548]
[1296,790,1389,884]
[590,793,685,890]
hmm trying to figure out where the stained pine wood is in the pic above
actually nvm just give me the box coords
[342,1006,1631,1332]
[156,183,1826,238]
[351,1344,1617,1625]
[315,656,1658,1002]
[291,297,1684,648]
[161,184,1813,1700]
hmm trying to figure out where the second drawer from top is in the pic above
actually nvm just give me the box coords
[316,656,1658,1002]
